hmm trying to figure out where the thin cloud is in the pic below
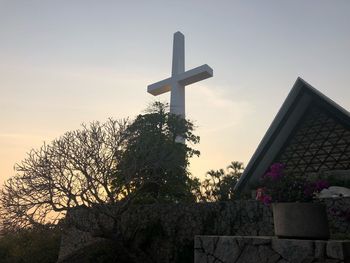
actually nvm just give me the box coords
[189,84,254,134]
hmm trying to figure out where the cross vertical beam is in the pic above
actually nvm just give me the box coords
[172,31,185,76]
[170,32,185,117]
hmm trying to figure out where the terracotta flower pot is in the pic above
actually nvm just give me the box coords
[272,202,330,239]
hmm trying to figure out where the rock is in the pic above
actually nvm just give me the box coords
[236,244,259,263]
[314,241,326,259]
[258,245,281,263]
[326,241,344,260]
[272,239,314,263]
[214,236,241,262]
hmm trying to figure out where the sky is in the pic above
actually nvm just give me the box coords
[1,0,350,185]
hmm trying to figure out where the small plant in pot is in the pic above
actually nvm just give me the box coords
[256,163,330,239]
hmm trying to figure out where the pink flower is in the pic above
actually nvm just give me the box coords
[262,195,272,205]
[256,187,265,201]
[304,179,329,197]
[256,187,272,205]
[264,163,285,180]
[270,163,285,173]
[314,179,329,192]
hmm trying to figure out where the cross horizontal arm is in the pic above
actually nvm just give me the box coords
[177,64,213,86]
[147,64,213,96]
[147,78,172,96]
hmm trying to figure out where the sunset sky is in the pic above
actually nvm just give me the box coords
[1,1,350,185]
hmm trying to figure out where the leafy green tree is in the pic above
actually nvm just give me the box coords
[114,102,200,203]
[200,161,244,201]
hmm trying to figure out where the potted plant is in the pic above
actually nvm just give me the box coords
[256,163,330,239]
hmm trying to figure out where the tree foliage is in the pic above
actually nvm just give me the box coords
[200,161,244,202]
[0,226,61,263]
[114,102,200,203]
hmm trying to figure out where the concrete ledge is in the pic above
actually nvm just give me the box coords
[194,236,350,263]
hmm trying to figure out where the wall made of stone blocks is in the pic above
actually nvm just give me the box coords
[195,236,350,263]
[58,198,350,263]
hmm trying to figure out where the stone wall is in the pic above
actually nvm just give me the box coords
[322,197,350,238]
[195,236,350,263]
[58,198,350,263]
[58,201,273,262]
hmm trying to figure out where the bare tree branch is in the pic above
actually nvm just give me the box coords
[0,119,128,232]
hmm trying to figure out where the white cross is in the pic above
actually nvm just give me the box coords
[147,31,213,117]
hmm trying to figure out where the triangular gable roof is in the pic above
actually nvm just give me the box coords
[235,77,350,195]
